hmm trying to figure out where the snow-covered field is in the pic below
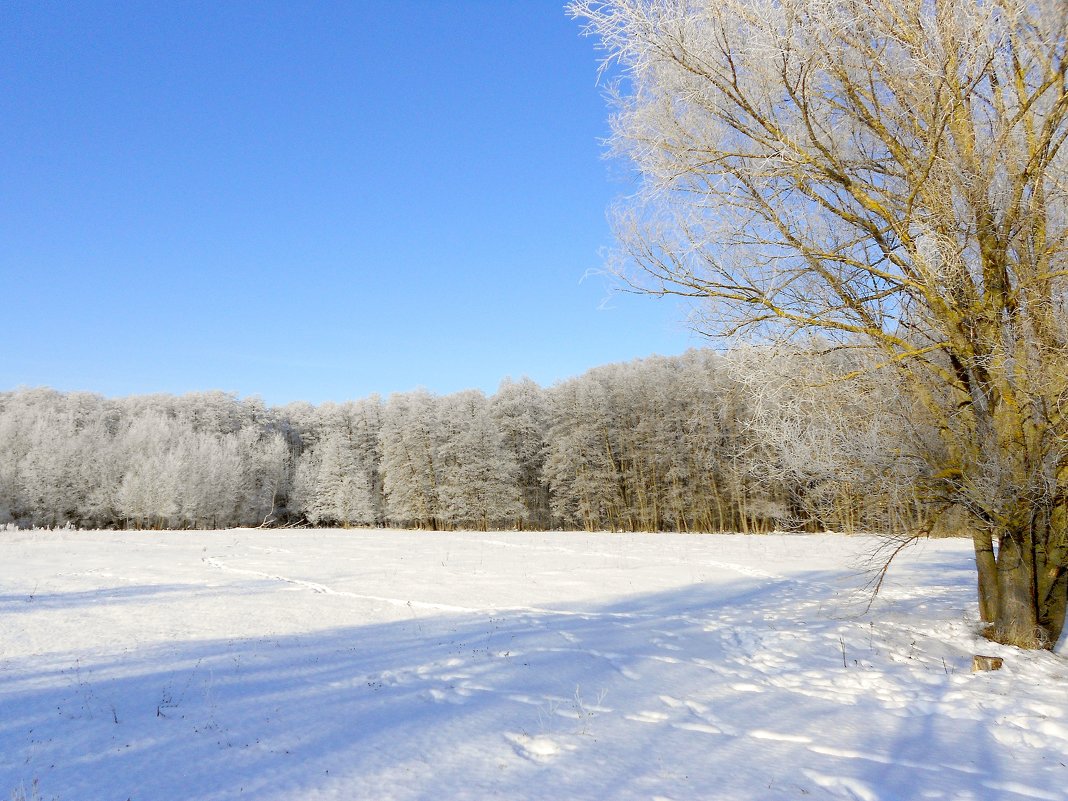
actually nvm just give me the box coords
[1,530,1065,801]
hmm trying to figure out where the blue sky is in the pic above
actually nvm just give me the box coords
[1,1,696,406]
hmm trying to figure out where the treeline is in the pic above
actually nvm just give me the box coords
[0,346,937,533]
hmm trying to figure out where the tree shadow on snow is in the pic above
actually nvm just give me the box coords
[0,584,211,613]
[0,576,1042,801]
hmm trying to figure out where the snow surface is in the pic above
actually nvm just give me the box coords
[1,529,1066,801]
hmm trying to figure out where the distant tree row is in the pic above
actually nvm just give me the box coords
[0,346,941,534]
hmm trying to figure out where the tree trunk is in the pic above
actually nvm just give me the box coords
[989,511,1068,650]
[993,532,1042,648]
[974,530,999,624]
[1039,566,1067,647]
[1036,502,1068,648]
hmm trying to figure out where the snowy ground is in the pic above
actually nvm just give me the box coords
[1,530,1066,801]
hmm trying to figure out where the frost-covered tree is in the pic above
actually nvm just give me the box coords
[294,436,373,525]
[116,413,183,528]
[3,391,123,527]
[250,428,295,523]
[380,390,443,529]
[722,344,922,534]
[291,401,380,527]
[572,0,1068,648]
[491,378,552,529]
[546,378,613,531]
[0,352,931,538]
[436,390,524,530]
[548,357,696,531]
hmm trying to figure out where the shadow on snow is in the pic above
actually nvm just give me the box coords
[0,573,1042,801]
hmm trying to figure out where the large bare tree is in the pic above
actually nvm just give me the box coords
[570,0,1068,648]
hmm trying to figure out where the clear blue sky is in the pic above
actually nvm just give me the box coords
[1,0,695,406]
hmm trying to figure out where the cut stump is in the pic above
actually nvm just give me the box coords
[972,655,1004,672]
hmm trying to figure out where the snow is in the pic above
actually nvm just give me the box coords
[1,529,1066,801]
